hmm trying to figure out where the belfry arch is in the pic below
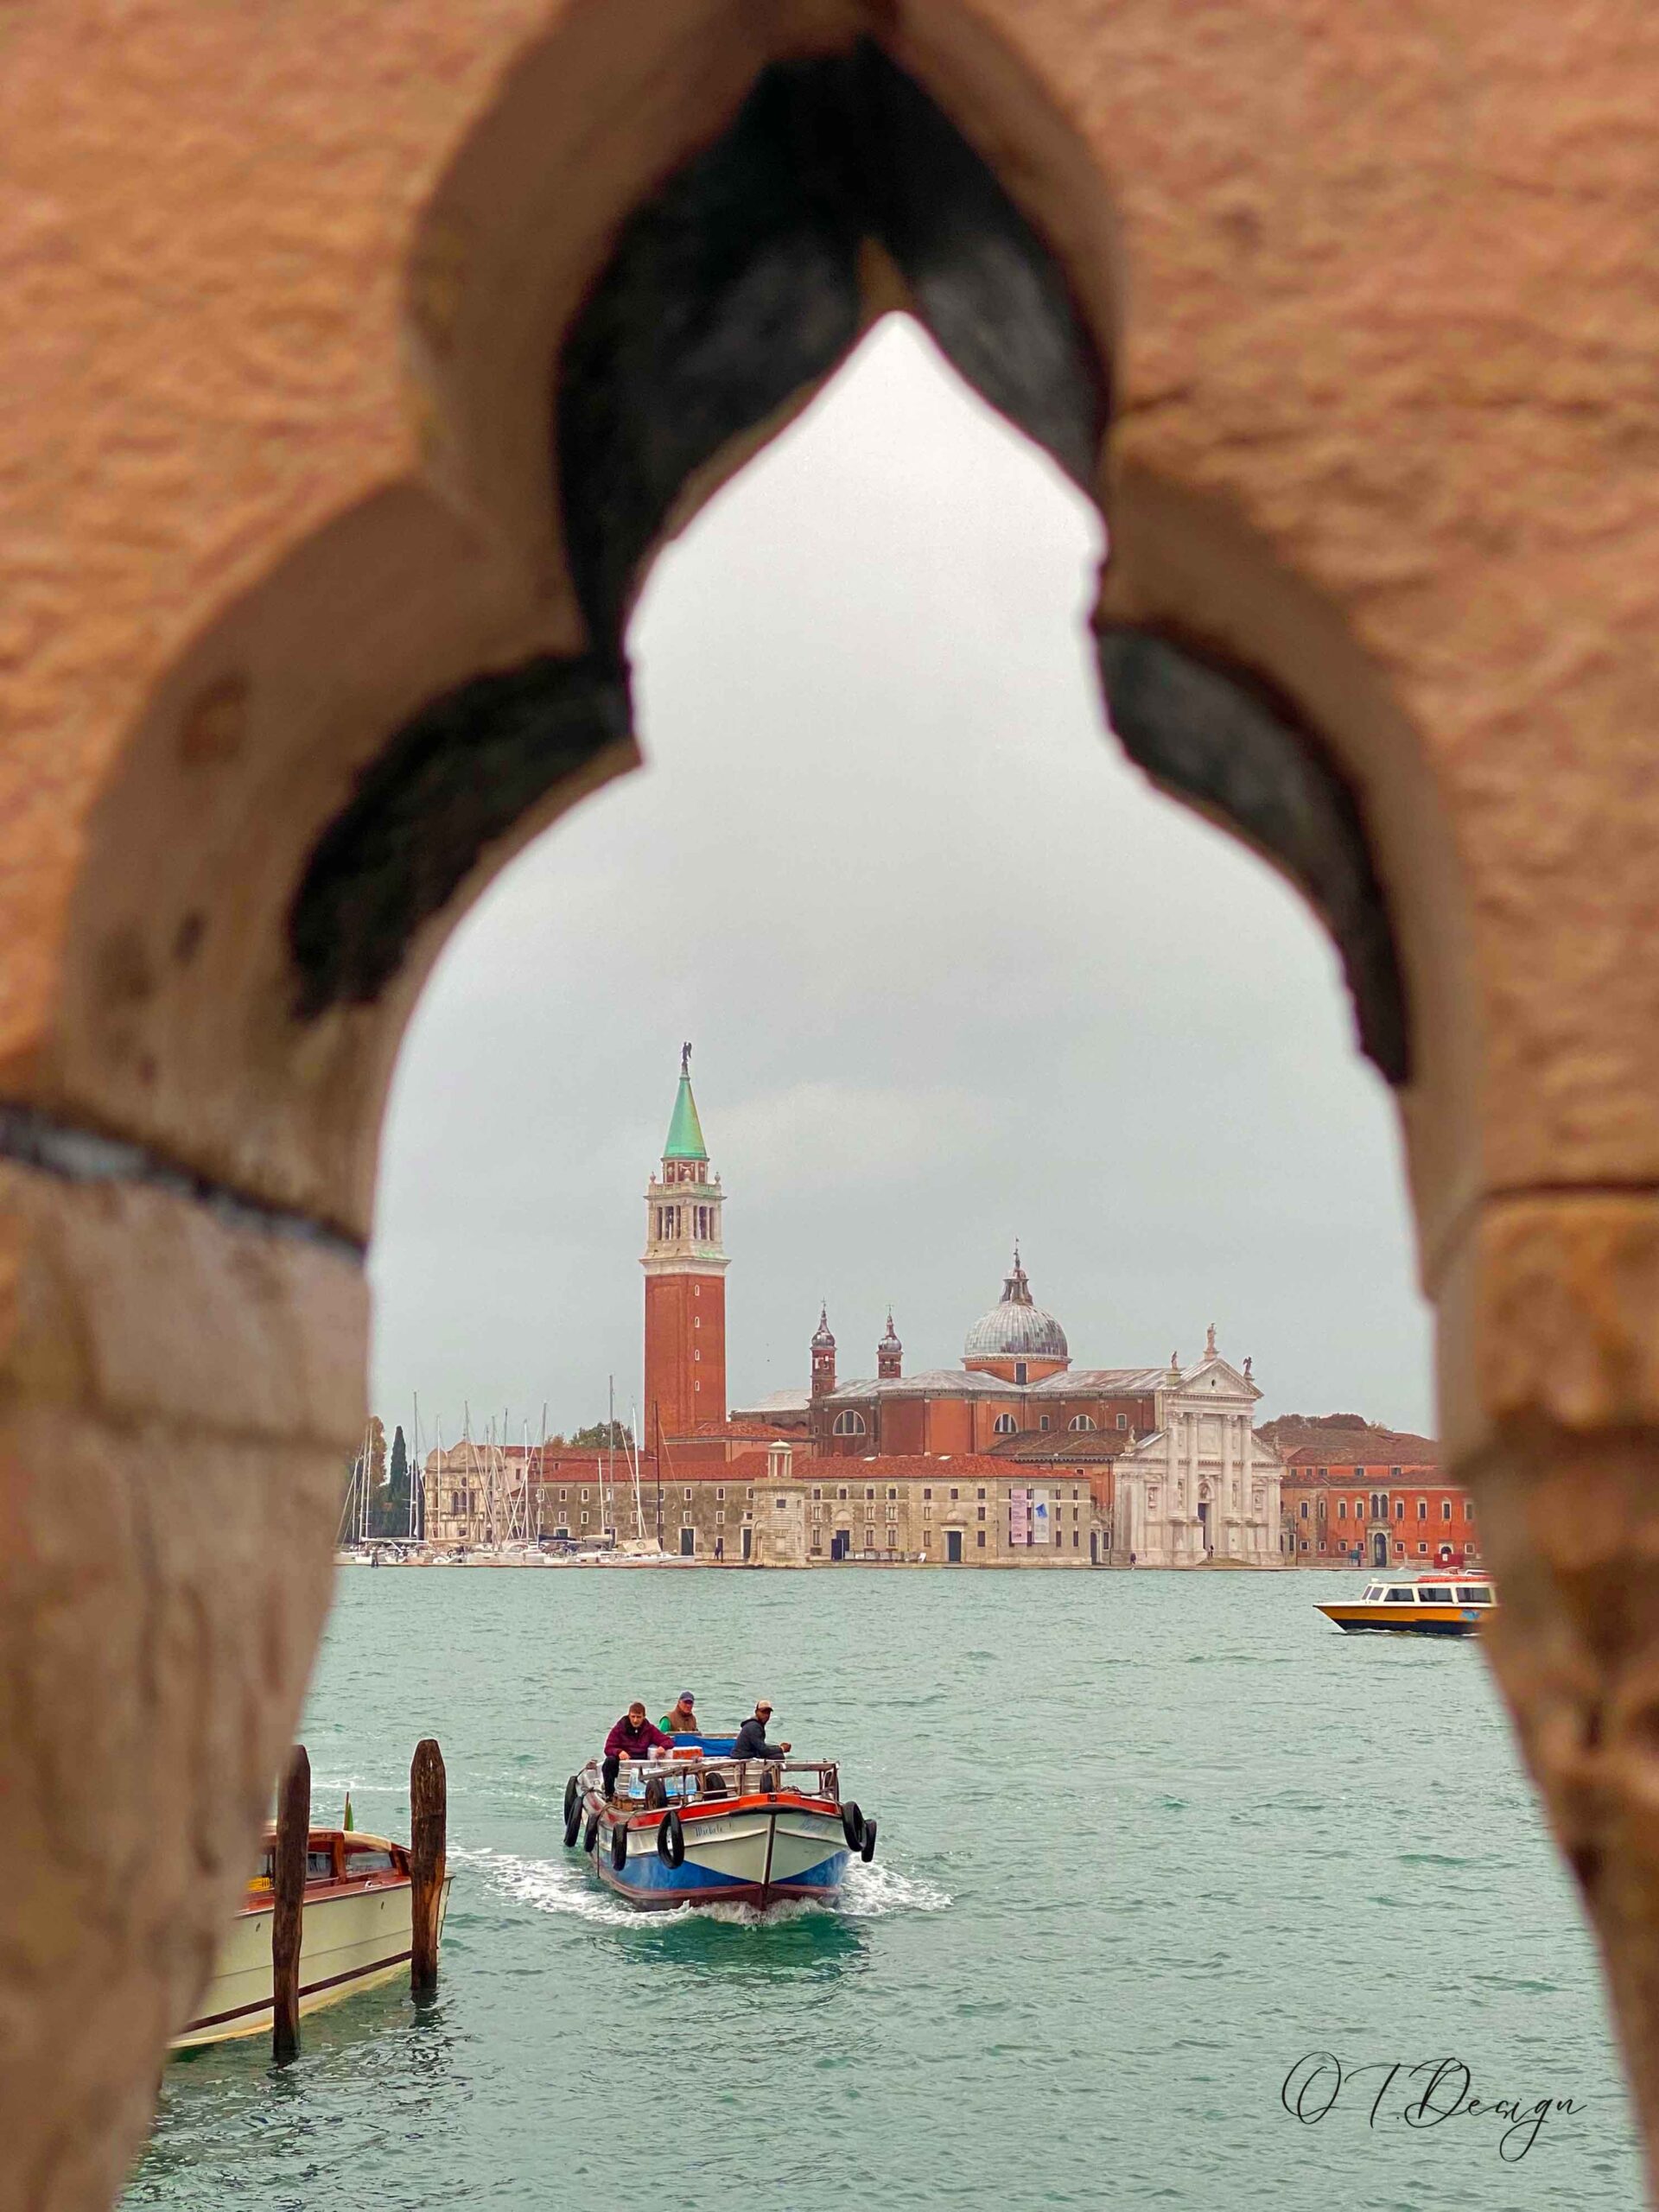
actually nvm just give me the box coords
[4,3,1659,2207]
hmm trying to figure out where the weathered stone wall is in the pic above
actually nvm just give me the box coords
[6,1,1659,2203]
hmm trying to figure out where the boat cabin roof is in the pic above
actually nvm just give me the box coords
[250,1828,409,1891]
[1359,1577,1493,1603]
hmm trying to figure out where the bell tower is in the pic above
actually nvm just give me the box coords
[811,1306,837,1398]
[878,1312,902,1379]
[643,1044,728,1442]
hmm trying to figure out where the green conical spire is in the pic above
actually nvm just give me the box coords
[663,1043,708,1160]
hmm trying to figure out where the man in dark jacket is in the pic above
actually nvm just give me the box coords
[602,1702,671,1798]
[732,1700,791,1764]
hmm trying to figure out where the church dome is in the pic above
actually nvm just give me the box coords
[963,1249,1069,1363]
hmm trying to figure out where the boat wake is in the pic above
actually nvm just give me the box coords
[452,1846,950,1926]
[841,1860,952,1917]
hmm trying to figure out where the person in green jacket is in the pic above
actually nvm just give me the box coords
[660,1690,701,1736]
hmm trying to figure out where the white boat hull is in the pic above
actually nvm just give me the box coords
[172,1871,451,2050]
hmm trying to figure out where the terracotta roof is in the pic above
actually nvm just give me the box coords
[1259,1413,1438,1467]
[726,1450,1020,1482]
[988,1431,1131,1462]
[689,1419,802,1440]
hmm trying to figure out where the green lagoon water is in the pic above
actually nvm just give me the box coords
[126,1569,1641,2210]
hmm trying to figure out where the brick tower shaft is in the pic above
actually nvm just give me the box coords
[643,1046,727,1443]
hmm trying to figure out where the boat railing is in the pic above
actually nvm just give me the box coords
[596,1755,840,1808]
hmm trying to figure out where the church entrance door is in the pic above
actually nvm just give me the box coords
[946,1529,963,1564]
[1198,1502,1211,1554]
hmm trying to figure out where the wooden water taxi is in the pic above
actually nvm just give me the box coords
[1318,1570,1495,1637]
[171,1826,453,2050]
[565,1739,875,1910]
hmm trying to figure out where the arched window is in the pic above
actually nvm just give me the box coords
[1068,1414,1096,1433]
[994,1413,1017,1435]
[832,1410,867,1436]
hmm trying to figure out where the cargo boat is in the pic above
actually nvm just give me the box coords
[564,1738,875,1910]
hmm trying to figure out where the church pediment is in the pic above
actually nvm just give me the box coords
[1172,1354,1259,1402]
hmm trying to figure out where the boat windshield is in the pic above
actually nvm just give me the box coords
[1363,1585,1386,1600]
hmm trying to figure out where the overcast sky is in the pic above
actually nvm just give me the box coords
[369,318,1433,1454]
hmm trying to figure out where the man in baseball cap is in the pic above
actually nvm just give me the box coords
[660,1690,701,1736]
[732,1700,791,1762]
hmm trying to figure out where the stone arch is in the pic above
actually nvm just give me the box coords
[36,10,1459,1249]
[10,3,1649,2208]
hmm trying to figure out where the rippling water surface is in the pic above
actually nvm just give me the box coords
[125,1569,1640,2209]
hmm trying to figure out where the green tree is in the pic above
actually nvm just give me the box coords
[381,1424,410,1536]
[567,1420,633,1452]
[359,1415,388,1534]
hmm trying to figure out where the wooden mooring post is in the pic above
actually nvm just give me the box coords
[271,1743,310,2063]
[410,1737,447,1994]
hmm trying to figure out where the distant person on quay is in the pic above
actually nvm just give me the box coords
[602,1703,671,1797]
[660,1691,700,1736]
[732,1701,791,1764]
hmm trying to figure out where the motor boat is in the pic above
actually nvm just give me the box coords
[170,1825,452,2049]
[564,1738,875,1910]
[1317,1569,1495,1637]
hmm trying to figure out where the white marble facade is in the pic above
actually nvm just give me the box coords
[1110,1332,1281,1567]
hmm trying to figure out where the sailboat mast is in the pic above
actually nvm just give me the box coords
[627,1403,646,1543]
[537,1402,548,1541]
[607,1375,616,1543]
[410,1392,421,1541]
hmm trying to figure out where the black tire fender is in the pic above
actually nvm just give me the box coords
[582,1812,600,1854]
[658,1808,685,1869]
[860,1816,878,1865]
[611,1821,629,1871]
[563,1801,583,1849]
[841,1801,866,1853]
[563,1774,581,1823]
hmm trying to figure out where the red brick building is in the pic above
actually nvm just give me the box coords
[735,1253,1161,1459]
[530,1055,1274,1567]
[1263,1414,1480,1569]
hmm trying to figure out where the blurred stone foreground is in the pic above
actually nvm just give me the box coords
[4,3,1659,2205]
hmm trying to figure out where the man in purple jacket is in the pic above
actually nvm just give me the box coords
[602,1702,671,1798]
